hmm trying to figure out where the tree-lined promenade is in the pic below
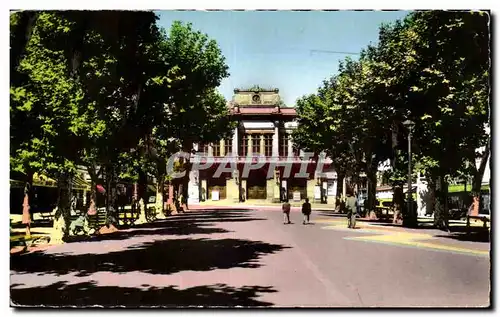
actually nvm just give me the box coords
[10,10,490,246]
[293,11,490,229]
[10,11,236,243]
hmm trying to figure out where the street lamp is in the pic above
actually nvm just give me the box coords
[402,119,415,226]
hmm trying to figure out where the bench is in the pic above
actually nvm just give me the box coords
[68,209,107,235]
[10,234,48,251]
[146,206,157,222]
[39,210,55,221]
[88,210,108,231]
[375,206,391,218]
[466,214,490,234]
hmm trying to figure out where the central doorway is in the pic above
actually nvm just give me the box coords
[208,177,227,200]
[246,169,267,199]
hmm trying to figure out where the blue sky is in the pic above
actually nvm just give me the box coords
[156,10,410,106]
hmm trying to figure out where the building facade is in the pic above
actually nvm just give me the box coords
[186,88,340,205]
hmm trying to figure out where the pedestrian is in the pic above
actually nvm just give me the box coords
[282,199,291,224]
[21,183,31,237]
[281,187,287,202]
[345,190,357,229]
[302,197,312,225]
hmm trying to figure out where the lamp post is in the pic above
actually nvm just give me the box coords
[402,119,415,226]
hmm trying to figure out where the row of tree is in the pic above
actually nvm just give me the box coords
[10,11,236,242]
[292,11,490,228]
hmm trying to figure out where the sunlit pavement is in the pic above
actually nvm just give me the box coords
[10,208,490,307]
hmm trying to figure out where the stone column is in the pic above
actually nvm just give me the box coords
[260,134,265,156]
[187,170,200,205]
[273,121,279,158]
[232,127,238,157]
[226,174,239,203]
[241,179,247,201]
[307,178,316,202]
[287,135,293,158]
[221,139,225,157]
[201,179,208,202]
[266,178,277,203]
[208,143,213,157]
[248,134,252,156]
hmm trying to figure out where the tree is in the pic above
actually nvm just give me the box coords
[11,12,90,241]
[159,21,235,209]
[293,11,490,229]
[390,11,490,228]
[11,11,168,240]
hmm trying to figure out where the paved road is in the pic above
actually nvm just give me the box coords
[10,208,490,307]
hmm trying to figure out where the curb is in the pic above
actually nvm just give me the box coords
[187,204,337,212]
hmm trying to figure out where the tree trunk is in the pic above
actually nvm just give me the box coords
[433,174,449,231]
[136,170,148,224]
[104,165,118,226]
[470,141,490,216]
[426,177,436,217]
[181,168,190,212]
[178,154,191,212]
[366,167,377,218]
[167,182,176,215]
[21,171,34,236]
[392,184,404,224]
[132,182,139,220]
[86,166,98,216]
[335,172,345,210]
[50,173,72,244]
[155,174,165,219]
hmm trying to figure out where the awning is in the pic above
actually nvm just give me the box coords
[10,172,91,191]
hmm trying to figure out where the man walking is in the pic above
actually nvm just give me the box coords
[345,190,357,229]
[302,198,312,225]
[282,199,291,224]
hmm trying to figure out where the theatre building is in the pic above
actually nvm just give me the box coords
[187,88,339,205]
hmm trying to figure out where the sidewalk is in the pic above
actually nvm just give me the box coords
[190,199,337,211]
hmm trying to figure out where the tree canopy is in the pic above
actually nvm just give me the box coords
[10,11,234,240]
[292,11,490,227]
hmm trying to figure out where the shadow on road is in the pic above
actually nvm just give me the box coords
[10,208,289,307]
[10,281,277,307]
[61,209,266,243]
[11,237,290,277]
[434,231,490,243]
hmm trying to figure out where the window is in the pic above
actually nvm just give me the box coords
[252,135,261,155]
[224,137,233,156]
[213,142,221,157]
[240,135,249,156]
[264,134,273,157]
[279,133,289,157]
[199,143,209,155]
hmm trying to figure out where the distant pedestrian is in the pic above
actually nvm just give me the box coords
[281,187,287,202]
[345,191,357,229]
[282,200,291,224]
[302,198,312,225]
[21,183,31,236]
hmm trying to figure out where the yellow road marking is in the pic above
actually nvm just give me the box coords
[318,219,489,256]
[346,233,489,256]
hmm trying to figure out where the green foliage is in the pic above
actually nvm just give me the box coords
[11,13,234,188]
[294,11,490,221]
[159,21,234,150]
